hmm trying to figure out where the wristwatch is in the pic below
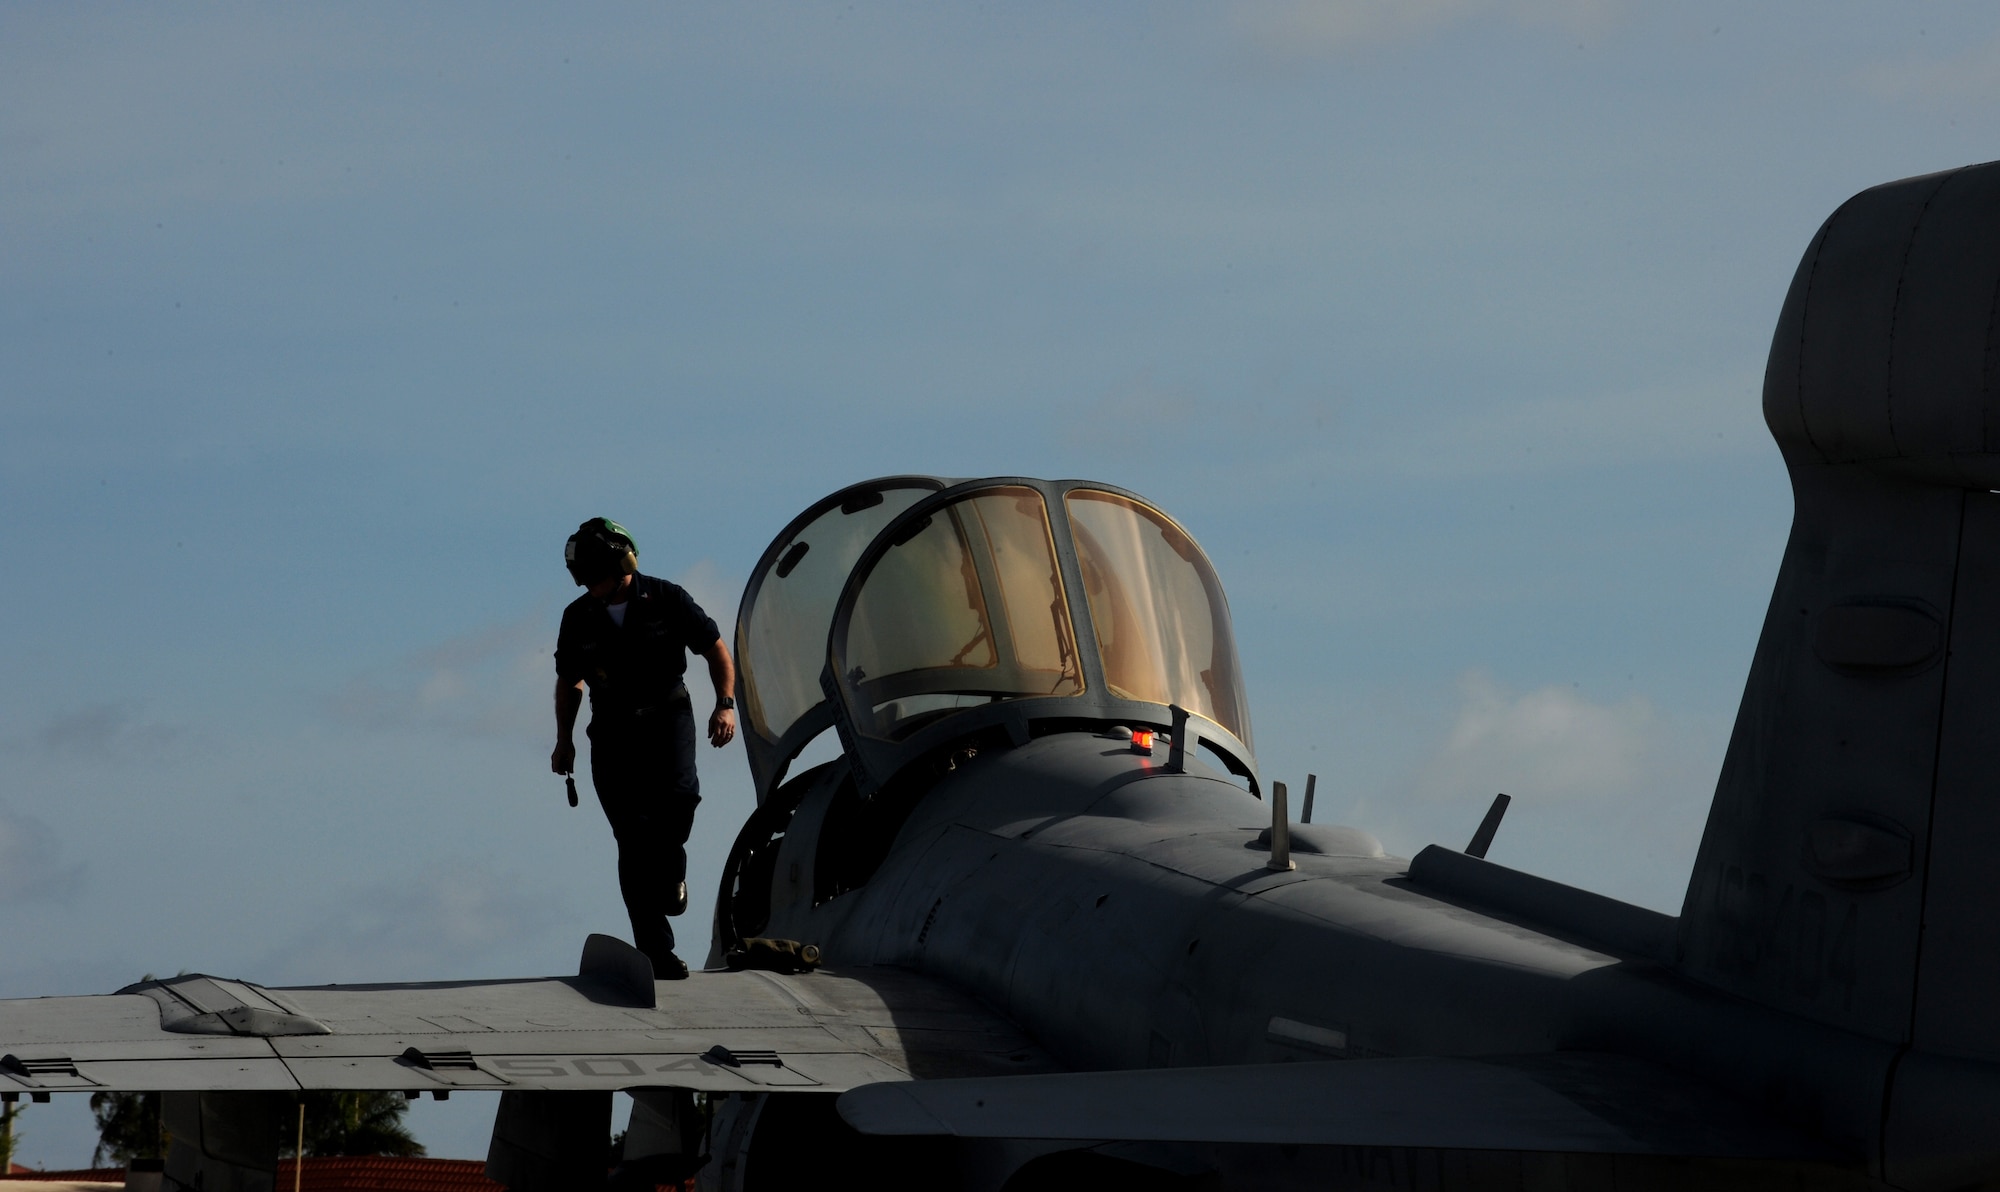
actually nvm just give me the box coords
[717,696,736,710]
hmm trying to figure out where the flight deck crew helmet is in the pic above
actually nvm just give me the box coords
[565,517,639,585]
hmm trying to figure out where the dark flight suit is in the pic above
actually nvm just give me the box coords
[554,574,721,963]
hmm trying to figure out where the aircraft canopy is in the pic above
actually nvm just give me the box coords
[737,477,1251,800]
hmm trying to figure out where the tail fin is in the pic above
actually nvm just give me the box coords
[1680,160,2000,1060]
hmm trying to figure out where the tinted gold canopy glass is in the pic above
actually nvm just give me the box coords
[841,486,1083,740]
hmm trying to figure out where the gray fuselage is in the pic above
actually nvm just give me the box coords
[743,733,1893,1166]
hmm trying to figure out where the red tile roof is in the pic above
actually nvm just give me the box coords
[273,1158,502,1192]
[4,1160,503,1191]
[7,1158,690,1191]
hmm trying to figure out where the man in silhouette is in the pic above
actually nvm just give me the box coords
[551,517,736,979]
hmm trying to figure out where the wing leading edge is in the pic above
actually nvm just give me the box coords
[0,936,1054,1096]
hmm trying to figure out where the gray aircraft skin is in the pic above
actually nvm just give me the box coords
[10,162,2000,1192]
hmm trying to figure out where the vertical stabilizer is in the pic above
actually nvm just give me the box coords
[1681,161,2000,1062]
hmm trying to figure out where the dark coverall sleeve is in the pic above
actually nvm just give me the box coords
[672,586,723,652]
[553,603,586,684]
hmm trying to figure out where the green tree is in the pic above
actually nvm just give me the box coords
[89,1091,165,1167]
[91,1090,423,1168]
[283,1092,425,1158]
[2,1100,22,1173]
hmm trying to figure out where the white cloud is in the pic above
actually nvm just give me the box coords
[0,807,85,903]
[1858,35,2000,102]
[672,560,743,635]
[329,610,552,738]
[1233,0,1618,56]
[1412,670,1654,802]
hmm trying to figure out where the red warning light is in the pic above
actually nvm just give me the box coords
[1132,728,1156,754]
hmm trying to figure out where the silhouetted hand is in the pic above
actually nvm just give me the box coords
[709,707,736,748]
[551,739,577,774]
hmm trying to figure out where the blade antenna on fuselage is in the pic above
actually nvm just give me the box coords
[1466,793,1511,859]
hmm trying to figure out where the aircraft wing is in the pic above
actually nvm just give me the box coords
[0,937,1054,1096]
[836,1052,1842,1160]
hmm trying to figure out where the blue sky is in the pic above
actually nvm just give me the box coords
[5,1,1997,1165]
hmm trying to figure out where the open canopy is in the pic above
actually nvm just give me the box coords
[736,476,1253,801]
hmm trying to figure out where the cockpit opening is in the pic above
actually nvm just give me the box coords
[738,479,939,748]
